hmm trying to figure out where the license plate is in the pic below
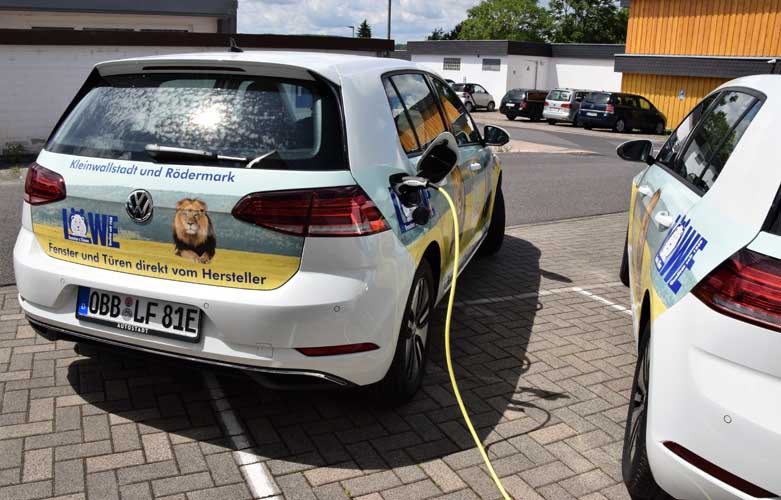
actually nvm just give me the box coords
[76,287,200,342]
[587,112,598,116]
[506,103,515,107]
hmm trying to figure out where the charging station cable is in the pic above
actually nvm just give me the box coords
[436,185,512,500]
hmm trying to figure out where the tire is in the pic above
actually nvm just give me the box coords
[614,118,627,133]
[507,115,516,121]
[487,101,495,112]
[655,121,665,135]
[584,125,592,130]
[547,119,556,125]
[572,115,580,127]
[622,325,672,500]
[464,101,473,113]
[477,185,505,257]
[620,231,630,287]
[375,260,434,406]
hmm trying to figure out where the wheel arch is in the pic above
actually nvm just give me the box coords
[638,290,652,347]
[421,242,441,291]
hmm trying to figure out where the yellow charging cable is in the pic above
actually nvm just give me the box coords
[436,186,512,500]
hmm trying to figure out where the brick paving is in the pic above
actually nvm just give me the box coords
[0,212,636,500]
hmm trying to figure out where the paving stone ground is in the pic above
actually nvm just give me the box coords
[0,212,636,500]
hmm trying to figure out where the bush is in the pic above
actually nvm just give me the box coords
[2,142,27,166]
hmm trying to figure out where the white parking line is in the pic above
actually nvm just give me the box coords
[203,371,282,499]
[571,287,633,315]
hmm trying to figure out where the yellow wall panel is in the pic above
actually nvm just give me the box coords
[626,0,781,56]
[621,73,729,126]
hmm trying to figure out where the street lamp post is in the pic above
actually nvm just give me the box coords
[346,25,355,37]
[387,0,391,39]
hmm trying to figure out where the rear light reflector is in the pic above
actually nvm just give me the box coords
[663,442,777,498]
[519,102,527,109]
[561,103,571,109]
[693,248,781,332]
[232,185,389,237]
[296,343,379,356]
[24,162,66,205]
[544,101,549,107]
[606,104,615,114]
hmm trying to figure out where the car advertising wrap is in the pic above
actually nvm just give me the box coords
[31,152,309,291]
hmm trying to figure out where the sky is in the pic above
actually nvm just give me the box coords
[237,0,488,43]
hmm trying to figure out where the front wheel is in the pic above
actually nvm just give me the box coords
[622,326,672,499]
[655,121,665,135]
[375,260,434,406]
[487,101,495,112]
[477,185,505,257]
[614,118,628,133]
[547,119,556,125]
[464,101,474,113]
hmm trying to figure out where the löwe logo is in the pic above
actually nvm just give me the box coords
[61,208,120,248]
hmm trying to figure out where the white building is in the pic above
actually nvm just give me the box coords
[406,40,624,101]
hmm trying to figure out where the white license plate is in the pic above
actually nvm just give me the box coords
[506,103,515,107]
[77,287,201,342]
[587,112,598,116]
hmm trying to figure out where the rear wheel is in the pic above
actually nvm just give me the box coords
[654,121,665,135]
[614,118,628,133]
[376,260,434,406]
[506,114,516,121]
[464,101,474,113]
[478,185,505,257]
[547,119,556,125]
[584,124,592,130]
[622,325,672,500]
[487,101,495,112]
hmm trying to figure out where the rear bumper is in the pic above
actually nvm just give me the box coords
[500,104,527,116]
[646,293,781,499]
[14,224,415,386]
[578,113,616,128]
[543,109,574,122]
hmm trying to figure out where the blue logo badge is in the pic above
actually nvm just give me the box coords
[61,208,120,248]
[654,216,707,293]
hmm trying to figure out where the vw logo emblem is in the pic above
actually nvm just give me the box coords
[126,189,153,224]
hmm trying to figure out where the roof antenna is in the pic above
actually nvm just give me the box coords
[229,37,243,53]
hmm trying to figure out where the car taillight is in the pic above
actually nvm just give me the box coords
[561,103,571,109]
[231,185,389,237]
[606,104,615,114]
[520,102,527,109]
[544,101,549,107]
[296,343,379,356]
[24,162,66,205]
[693,248,781,332]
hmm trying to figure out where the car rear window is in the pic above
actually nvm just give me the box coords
[507,89,526,99]
[47,73,347,170]
[548,90,571,101]
[587,92,611,105]
[452,83,466,92]
[527,91,547,101]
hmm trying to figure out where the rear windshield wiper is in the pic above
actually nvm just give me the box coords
[144,144,280,169]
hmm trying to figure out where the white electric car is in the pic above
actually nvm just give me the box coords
[13,51,510,404]
[618,74,781,499]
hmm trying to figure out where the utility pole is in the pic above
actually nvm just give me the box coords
[387,0,391,40]
[346,25,355,37]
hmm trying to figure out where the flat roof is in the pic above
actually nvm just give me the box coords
[0,0,236,17]
[407,40,624,59]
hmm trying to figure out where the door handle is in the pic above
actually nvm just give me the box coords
[469,162,482,171]
[637,185,654,197]
[653,211,674,228]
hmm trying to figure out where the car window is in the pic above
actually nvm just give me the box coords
[587,92,611,105]
[656,93,718,169]
[432,78,481,146]
[383,78,419,153]
[386,74,447,153]
[474,85,487,94]
[676,91,757,190]
[638,98,652,111]
[548,90,571,101]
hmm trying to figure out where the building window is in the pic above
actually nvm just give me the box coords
[482,58,501,71]
[443,57,460,71]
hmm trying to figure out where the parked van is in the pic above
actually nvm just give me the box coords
[499,89,548,121]
[543,89,591,126]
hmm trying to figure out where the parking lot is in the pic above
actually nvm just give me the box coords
[0,123,641,500]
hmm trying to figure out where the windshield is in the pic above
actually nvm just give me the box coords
[548,90,572,101]
[47,73,346,170]
[587,92,611,105]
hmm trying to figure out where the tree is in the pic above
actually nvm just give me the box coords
[459,0,549,42]
[547,0,628,43]
[427,22,463,41]
[357,19,372,38]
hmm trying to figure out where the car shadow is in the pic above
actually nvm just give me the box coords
[64,234,571,473]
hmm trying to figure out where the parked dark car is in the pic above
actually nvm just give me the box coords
[578,92,666,134]
[500,89,548,121]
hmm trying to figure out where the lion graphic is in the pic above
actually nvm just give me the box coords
[173,198,216,264]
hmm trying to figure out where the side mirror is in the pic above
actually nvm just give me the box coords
[483,125,510,147]
[617,139,654,165]
[417,131,459,185]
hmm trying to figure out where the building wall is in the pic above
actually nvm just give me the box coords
[626,0,781,56]
[0,10,219,32]
[0,44,380,149]
[622,73,728,126]
[549,57,622,91]
[412,54,510,102]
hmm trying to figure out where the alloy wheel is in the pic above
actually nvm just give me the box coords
[627,338,650,464]
[403,276,430,382]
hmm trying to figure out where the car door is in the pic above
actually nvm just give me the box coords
[629,90,761,315]
[473,85,489,107]
[430,76,492,253]
[637,97,655,129]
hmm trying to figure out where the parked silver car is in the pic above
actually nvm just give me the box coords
[452,83,495,112]
[543,88,591,126]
